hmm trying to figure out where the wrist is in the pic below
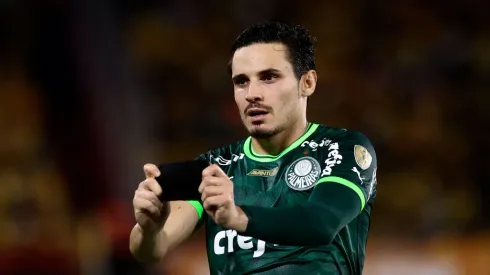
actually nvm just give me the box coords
[232,206,249,233]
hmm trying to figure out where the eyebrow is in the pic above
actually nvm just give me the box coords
[231,68,282,82]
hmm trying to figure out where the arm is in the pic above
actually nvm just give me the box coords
[201,132,377,246]
[199,166,363,246]
[236,182,362,246]
[233,131,377,246]
[130,200,201,263]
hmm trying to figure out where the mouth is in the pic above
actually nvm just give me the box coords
[246,108,269,124]
[247,108,269,117]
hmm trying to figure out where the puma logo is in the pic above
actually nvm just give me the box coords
[352,167,365,184]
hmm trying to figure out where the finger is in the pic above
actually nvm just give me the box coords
[201,186,223,202]
[133,197,161,217]
[139,178,163,197]
[144,163,161,178]
[198,176,224,193]
[135,189,163,209]
[201,165,214,178]
[212,164,229,178]
[202,164,228,178]
[203,195,226,210]
[202,196,218,211]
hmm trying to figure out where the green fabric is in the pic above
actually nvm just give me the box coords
[186,200,203,219]
[240,182,362,246]
[243,123,319,162]
[317,176,366,211]
[194,124,377,275]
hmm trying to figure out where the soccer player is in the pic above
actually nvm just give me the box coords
[130,21,377,275]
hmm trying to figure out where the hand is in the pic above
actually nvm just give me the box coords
[198,164,248,231]
[133,164,170,235]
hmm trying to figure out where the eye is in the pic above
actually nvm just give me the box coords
[235,79,248,86]
[233,77,249,87]
[262,74,278,82]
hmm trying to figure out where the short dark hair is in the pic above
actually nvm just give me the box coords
[228,21,317,79]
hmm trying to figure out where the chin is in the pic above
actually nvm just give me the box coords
[247,124,279,139]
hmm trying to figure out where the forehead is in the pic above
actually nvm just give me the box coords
[231,43,293,76]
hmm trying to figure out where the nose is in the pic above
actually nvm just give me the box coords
[245,81,263,103]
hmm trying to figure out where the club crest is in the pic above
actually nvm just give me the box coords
[285,157,321,191]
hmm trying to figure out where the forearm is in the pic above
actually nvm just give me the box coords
[239,204,344,245]
[129,201,201,263]
[129,224,167,263]
[237,183,362,246]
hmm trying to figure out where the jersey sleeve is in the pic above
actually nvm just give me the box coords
[316,131,377,211]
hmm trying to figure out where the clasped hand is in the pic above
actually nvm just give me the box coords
[198,164,247,231]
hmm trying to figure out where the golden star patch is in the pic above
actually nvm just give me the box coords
[354,145,372,170]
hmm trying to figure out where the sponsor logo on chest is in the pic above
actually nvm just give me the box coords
[301,138,332,151]
[213,230,267,258]
[247,167,279,177]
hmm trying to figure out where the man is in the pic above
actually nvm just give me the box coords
[130,21,377,275]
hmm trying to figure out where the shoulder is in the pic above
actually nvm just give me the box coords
[314,124,373,145]
[335,129,376,171]
[311,124,377,171]
[312,125,375,152]
[312,125,378,203]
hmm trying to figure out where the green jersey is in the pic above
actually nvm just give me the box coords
[188,123,377,275]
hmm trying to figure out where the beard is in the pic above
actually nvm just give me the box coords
[244,110,295,140]
[247,123,287,139]
[249,127,279,139]
[242,102,297,140]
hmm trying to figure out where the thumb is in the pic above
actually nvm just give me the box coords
[144,163,161,178]
[210,164,229,178]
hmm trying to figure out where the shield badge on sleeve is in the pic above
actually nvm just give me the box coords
[354,145,372,170]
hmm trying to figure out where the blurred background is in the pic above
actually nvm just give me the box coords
[0,0,489,274]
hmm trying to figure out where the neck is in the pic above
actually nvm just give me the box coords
[251,118,309,156]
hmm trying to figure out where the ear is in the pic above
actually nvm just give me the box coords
[299,70,317,98]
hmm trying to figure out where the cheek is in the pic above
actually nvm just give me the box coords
[277,86,298,109]
[234,87,245,100]
[234,90,246,113]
